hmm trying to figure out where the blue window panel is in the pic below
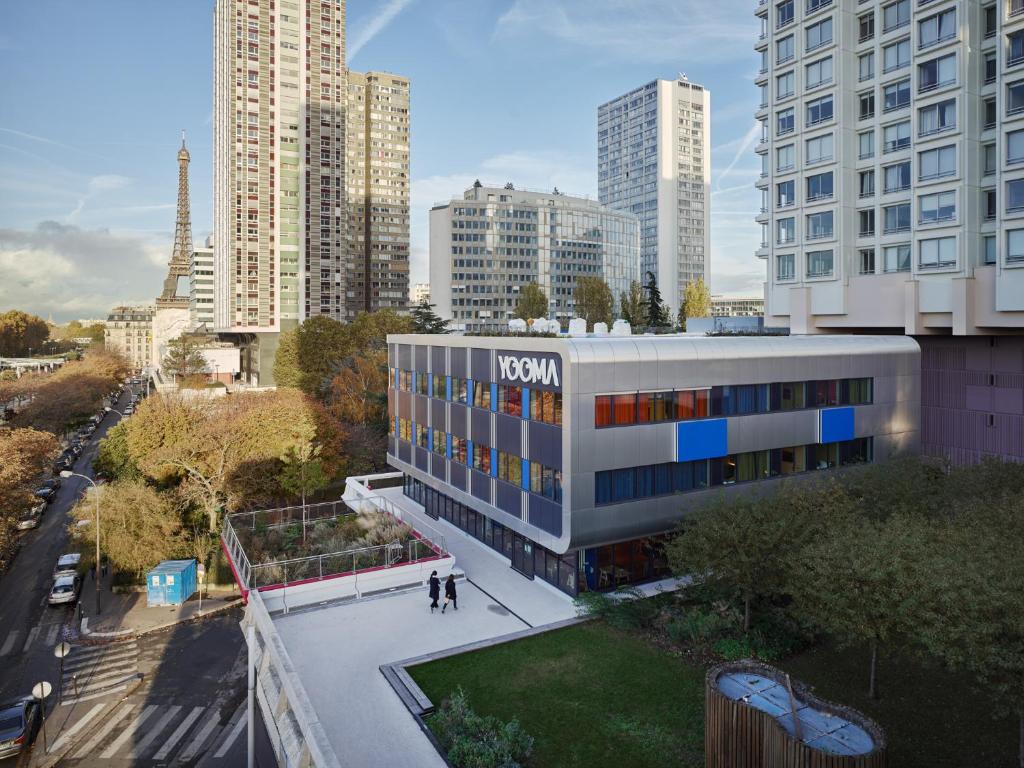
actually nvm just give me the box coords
[521,458,530,490]
[636,465,655,498]
[427,427,432,448]
[412,371,417,392]
[446,433,453,459]
[676,419,728,462]
[490,382,498,412]
[490,447,498,477]
[394,416,399,437]
[467,439,474,459]
[611,468,635,502]
[467,378,474,405]
[522,388,530,420]
[820,406,855,443]
[595,471,612,504]
[446,376,452,401]
[427,374,433,398]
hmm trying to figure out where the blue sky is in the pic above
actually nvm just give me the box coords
[0,0,762,322]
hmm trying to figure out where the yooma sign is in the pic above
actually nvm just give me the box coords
[497,355,560,388]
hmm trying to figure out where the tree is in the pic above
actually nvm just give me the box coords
[328,348,389,427]
[296,316,349,395]
[679,277,712,329]
[514,283,549,321]
[618,280,647,327]
[0,310,49,357]
[643,272,670,329]
[273,327,303,389]
[279,438,329,545]
[94,421,142,481]
[162,335,209,381]
[411,300,450,334]
[573,277,614,328]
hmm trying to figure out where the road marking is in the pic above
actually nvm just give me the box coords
[66,640,138,660]
[176,711,220,762]
[60,682,130,706]
[99,703,157,758]
[153,706,206,761]
[44,622,61,646]
[48,702,109,753]
[21,625,40,653]
[213,714,247,758]
[0,631,21,656]
[72,702,134,757]
[62,645,137,671]
[128,704,181,759]
[63,665,139,693]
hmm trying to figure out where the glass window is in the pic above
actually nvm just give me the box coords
[1009,131,1024,165]
[918,53,957,93]
[985,143,997,175]
[985,97,997,128]
[919,237,956,269]
[806,210,834,239]
[859,248,876,274]
[472,442,491,473]
[919,191,956,223]
[884,161,911,192]
[884,243,912,272]
[777,34,795,63]
[776,253,795,281]
[983,234,997,265]
[985,188,997,219]
[918,8,956,48]
[432,428,446,455]
[883,121,911,153]
[883,78,911,112]
[918,98,956,136]
[777,180,796,207]
[1008,229,1024,262]
[805,56,833,89]
[859,209,875,236]
[883,204,911,233]
[416,373,429,396]
[1010,30,1024,65]
[777,217,795,244]
[529,390,561,425]
[781,445,807,474]
[777,0,794,28]
[1008,179,1024,212]
[859,130,875,159]
[859,52,875,81]
[859,12,874,42]
[612,394,636,425]
[806,95,834,126]
[497,450,522,485]
[498,385,522,417]
[777,71,795,99]
[595,395,612,427]
[882,0,909,32]
[473,380,491,409]
[806,134,833,164]
[883,38,910,73]
[859,90,875,120]
[780,381,805,410]
[1009,81,1024,115]
[776,144,795,171]
[451,377,468,404]
[806,249,834,277]
[919,145,956,180]
[777,107,795,135]
[806,18,833,50]
[638,392,672,423]
[674,389,710,420]
[807,171,834,200]
[985,52,998,84]
[985,5,997,37]
[859,169,875,198]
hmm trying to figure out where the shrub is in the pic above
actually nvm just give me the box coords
[713,637,758,661]
[575,587,662,631]
[666,605,737,646]
[432,688,533,768]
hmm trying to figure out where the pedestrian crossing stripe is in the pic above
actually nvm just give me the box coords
[0,622,75,657]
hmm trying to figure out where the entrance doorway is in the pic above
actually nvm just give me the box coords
[511,533,535,579]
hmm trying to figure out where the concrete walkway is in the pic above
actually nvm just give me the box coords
[271,487,578,768]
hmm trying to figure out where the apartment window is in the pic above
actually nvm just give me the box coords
[777,34,795,63]
[859,130,875,159]
[806,57,834,89]
[859,90,876,119]
[919,190,956,223]
[777,0,794,28]
[985,53,998,84]
[882,0,910,32]
[1009,230,1024,261]
[807,171,834,200]
[859,12,875,42]
[883,38,911,73]
[884,161,911,192]
[807,0,831,12]
[883,203,911,233]
[985,188,997,219]
[918,8,956,48]
[777,179,796,207]
[1009,130,1024,164]
[777,107,795,135]
[883,79,911,112]
[985,98,998,129]
[806,95,834,126]
[759,84,769,108]
[919,98,956,136]
[806,210,834,239]
[777,71,795,99]
[985,142,998,174]
[777,217,796,244]
[806,134,834,163]
[1009,81,1024,115]
[1007,179,1024,211]
[860,170,876,197]
[983,234,997,264]
[919,145,956,180]
[859,52,875,82]
[919,53,957,93]
[859,248,877,274]
[985,5,998,38]
[884,243,912,271]
[776,253,796,281]
[1013,0,1024,17]
[859,208,876,236]
[1012,31,1024,66]
[919,237,956,269]
[777,144,795,171]
[806,18,833,51]
[806,249,835,277]
[883,121,911,152]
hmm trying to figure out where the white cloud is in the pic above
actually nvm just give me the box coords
[348,0,415,61]
[0,221,170,321]
[495,0,758,64]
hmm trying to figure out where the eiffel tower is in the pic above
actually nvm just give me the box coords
[157,131,193,309]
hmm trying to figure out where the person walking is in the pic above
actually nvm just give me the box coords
[441,574,458,613]
[428,570,440,613]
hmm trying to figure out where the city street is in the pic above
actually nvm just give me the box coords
[0,388,250,766]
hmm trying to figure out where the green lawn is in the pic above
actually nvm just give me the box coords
[410,623,706,768]
[409,623,1018,768]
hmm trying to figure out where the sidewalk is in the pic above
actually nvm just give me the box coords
[78,569,242,638]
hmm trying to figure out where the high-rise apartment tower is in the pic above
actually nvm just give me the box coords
[598,77,711,319]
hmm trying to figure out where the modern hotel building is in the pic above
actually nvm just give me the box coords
[387,333,919,596]
[755,0,1024,463]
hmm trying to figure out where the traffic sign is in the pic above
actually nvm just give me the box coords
[32,681,52,700]
[54,642,71,659]
[197,563,206,582]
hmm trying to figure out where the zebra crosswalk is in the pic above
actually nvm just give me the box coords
[53,700,246,764]
[60,639,141,704]
[0,618,67,657]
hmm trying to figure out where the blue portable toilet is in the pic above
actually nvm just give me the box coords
[146,559,198,607]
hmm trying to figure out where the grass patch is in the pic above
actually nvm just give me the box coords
[410,623,705,768]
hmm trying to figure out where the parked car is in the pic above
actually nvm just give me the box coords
[124,406,135,416]
[16,505,42,531]
[0,696,41,759]
[54,455,73,473]
[32,487,55,503]
[41,477,60,491]
[53,553,81,579]
[48,574,81,606]
[90,414,103,425]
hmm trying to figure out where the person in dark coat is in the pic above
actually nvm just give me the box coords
[428,570,440,613]
[442,574,457,613]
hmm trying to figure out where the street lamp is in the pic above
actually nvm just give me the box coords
[60,471,101,615]
[104,406,124,418]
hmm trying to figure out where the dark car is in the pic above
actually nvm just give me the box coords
[32,487,55,503]
[41,477,61,491]
[54,455,73,473]
[0,696,41,759]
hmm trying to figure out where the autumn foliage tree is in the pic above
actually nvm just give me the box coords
[573,276,614,328]
[0,427,59,570]
[0,310,50,357]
